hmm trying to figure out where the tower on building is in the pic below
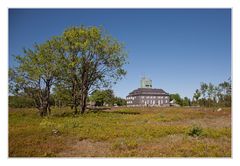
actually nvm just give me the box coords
[140,77,152,88]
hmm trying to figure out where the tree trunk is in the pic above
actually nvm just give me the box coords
[47,103,51,115]
[80,60,88,114]
[80,90,87,114]
[39,101,48,117]
[70,53,79,114]
[72,77,78,114]
[46,80,51,115]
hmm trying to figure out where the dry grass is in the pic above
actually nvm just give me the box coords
[9,107,231,157]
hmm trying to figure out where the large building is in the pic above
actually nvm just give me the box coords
[126,77,170,107]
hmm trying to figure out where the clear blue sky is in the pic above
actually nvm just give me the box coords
[9,9,231,99]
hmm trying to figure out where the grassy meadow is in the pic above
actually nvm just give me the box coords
[9,107,231,157]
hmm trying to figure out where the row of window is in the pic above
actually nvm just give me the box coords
[127,101,133,104]
[142,100,168,105]
[126,96,168,100]
[126,96,136,100]
[127,99,168,105]
[142,96,168,99]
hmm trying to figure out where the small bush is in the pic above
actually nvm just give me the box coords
[187,125,203,137]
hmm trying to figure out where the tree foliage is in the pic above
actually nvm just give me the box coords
[9,26,128,116]
[89,89,126,106]
[60,26,127,114]
[9,39,62,116]
[192,78,231,107]
[170,93,191,106]
[89,89,115,106]
[114,97,127,106]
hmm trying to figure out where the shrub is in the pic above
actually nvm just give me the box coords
[187,125,203,137]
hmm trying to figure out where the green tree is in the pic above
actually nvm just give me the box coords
[194,78,231,107]
[200,82,208,99]
[10,26,128,115]
[89,89,115,106]
[62,26,127,114]
[182,97,191,106]
[114,97,127,106]
[218,78,231,107]
[193,89,201,103]
[206,83,215,107]
[52,84,72,108]
[9,39,62,116]
[170,93,182,106]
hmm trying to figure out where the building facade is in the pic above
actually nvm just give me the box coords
[126,77,170,107]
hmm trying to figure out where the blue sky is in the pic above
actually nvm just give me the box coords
[9,9,231,99]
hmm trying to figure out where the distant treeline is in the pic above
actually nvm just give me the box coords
[9,96,35,108]
[170,78,231,107]
[9,96,54,108]
[89,89,127,107]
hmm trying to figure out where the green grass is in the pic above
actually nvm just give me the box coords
[9,107,231,157]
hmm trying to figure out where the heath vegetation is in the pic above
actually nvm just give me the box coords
[9,107,231,157]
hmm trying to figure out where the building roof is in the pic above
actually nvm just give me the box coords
[127,88,169,97]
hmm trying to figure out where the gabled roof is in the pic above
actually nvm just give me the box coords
[127,88,169,97]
